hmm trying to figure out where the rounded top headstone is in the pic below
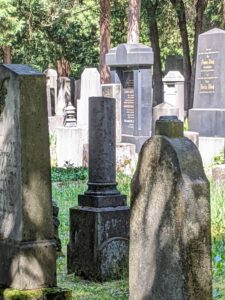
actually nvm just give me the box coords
[200,28,225,36]
[44,68,57,77]
[106,43,154,67]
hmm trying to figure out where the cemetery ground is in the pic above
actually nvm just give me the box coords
[51,167,225,300]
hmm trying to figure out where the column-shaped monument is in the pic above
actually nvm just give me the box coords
[106,44,154,152]
[0,65,71,299]
[68,97,130,281]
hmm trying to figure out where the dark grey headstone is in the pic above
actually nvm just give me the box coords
[106,43,154,152]
[189,28,225,136]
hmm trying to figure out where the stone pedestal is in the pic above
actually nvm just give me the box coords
[68,97,130,280]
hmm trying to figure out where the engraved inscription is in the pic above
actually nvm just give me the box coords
[197,48,218,94]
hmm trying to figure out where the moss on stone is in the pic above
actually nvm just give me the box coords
[0,287,72,300]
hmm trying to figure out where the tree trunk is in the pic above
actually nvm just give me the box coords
[190,0,208,108]
[127,0,141,44]
[56,58,71,77]
[149,5,163,106]
[2,46,12,64]
[170,0,192,111]
[99,0,111,84]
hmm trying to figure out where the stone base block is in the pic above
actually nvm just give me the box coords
[189,108,225,137]
[0,240,56,290]
[67,205,130,281]
[78,194,127,208]
[56,127,83,167]
[48,116,64,135]
[199,136,225,166]
[122,135,150,153]
[0,287,72,300]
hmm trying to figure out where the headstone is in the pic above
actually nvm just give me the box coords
[129,116,212,299]
[77,68,101,143]
[44,68,57,116]
[102,83,122,143]
[68,97,130,280]
[57,76,75,116]
[0,64,71,298]
[152,102,179,134]
[163,71,184,120]
[189,28,225,137]
[106,44,154,152]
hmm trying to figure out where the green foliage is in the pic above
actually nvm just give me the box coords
[51,166,88,182]
[213,151,225,165]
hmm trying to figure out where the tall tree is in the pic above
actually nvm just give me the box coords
[99,0,111,83]
[127,0,141,43]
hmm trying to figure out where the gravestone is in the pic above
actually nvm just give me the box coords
[44,68,57,116]
[129,116,212,300]
[102,83,122,143]
[68,97,130,281]
[189,28,225,137]
[106,44,154,152]
[163,71,184,120]
[77,68,101,144]
[0,64,71,298]
[57,76,75,116]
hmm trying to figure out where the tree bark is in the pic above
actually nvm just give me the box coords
[149,2,163,106]
[99,0,111,84]
[170,0,192,111]
[2,46,12,64]
[127,0,141,44]
[56,57,71,77]
[190,0,208,108]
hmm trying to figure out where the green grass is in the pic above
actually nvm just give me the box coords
[52,167,225,299]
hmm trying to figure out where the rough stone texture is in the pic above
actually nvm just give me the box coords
[106,43,153,153]
[129,116,212,300]
[68,96,130,280]
[0,65,57,290]
[44,68,57,116]
[0,287,72,300]
[189,28,225,137]
[163,71,184,121]
[212,164,225,184]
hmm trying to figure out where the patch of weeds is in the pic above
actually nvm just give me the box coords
[51,167,88,182]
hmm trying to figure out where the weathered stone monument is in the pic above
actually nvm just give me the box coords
[106,44,153,152]
[129,116,212,300]
[44,68,57,117]
[0,64,71,298]
[68,97,130,281]
[189,28,225,137]
[163,71,184,121]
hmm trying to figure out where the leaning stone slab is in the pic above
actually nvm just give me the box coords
[0,65,70,297]
[129,116,212,300]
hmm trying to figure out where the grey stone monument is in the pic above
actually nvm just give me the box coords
[67,96,130,281]
[44,68,57,116]
[189,28,225,137]
[106,44,154,152]
[163,71,184,121]
[0,64,71,298]
[129,116,212,300]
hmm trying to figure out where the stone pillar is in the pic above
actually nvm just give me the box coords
[129,116,212,300]
[0,64,71,298]
[68,97,130,281]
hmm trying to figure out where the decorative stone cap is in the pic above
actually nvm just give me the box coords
[2,64,43,76]
[163,71,184,83]
[155,116,183,138]
[106,43,154,67]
